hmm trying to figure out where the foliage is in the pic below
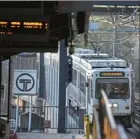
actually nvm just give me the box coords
[118,40,135,59]
[74,15,137,58]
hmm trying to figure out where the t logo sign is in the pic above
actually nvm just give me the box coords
[19,79,31,91]
[16,73,35,92]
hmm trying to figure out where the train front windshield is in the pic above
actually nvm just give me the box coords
[96,78,130,99]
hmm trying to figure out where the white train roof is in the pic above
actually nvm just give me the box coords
[72,48,127,69]
[44,48,127,70]
[74,48,94,54]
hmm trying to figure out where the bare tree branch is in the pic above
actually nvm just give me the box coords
[84,11,90,47]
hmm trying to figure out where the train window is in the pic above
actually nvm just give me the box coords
[0,85,5,100]
[96,78,130,99]
[56,61,58,69]
[72,69,77,85]
[80,73,86,94]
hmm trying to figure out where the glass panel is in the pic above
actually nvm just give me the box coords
[80,73,85,94]
[72,69,77,85]
[96,78,130,99]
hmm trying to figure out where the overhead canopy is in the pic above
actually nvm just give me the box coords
[0,53,19,61]
[0,1,139,60]
[92,1,140,6]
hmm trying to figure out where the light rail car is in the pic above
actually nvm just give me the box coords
[70,48,134,127]
[44,48,135,130]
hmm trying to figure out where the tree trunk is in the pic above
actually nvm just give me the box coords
[84,12,90,48]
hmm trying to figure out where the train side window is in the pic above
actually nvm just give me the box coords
[80,73,85,94]
[0,85,5,100]
[69,99,72,106]
[72,69,77,86]
[56,61,58,69]
[77,71,80,88]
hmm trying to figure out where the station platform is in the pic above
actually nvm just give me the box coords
[17,133,92,139]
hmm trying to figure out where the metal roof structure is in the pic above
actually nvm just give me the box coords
[0,1,139,60]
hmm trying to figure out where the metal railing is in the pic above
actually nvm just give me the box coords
[92,89,128,139]
[134,101,140,127]
[10,106,85,133]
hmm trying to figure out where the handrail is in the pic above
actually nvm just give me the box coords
[100,90,117,130]
[99,89,119,139]
[92,106,101,139]
[92,89,128,139]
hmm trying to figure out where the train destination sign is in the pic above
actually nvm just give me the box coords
[100,72,125,77]
[0,21,48,35]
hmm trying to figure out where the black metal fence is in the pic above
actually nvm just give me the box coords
[11,106,85,133]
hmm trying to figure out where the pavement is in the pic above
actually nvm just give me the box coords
[17,133,92,139]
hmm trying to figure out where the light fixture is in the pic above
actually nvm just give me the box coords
[125,105,129,109]
[113,103,118,107]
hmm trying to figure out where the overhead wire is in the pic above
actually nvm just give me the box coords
[104,6,139,45]
[76,29,138,46]
[73,6,139,51]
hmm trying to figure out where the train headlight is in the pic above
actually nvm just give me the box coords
[113,103,118,107]
[109,104,112,107]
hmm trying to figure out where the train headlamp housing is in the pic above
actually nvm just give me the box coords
[125,105,129,109]
[113,103,118,107]
[108,103,118,107]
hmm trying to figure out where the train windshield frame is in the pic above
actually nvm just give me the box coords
[95,78,130,99]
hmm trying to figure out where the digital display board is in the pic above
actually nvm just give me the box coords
[0,21,48,35]
[100,72,125,77]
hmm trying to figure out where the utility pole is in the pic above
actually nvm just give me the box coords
[112,14,119,58]
[58,39,67,133]
[39,53,45,99]
[0,55,2,117]
[7,58,12,125]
